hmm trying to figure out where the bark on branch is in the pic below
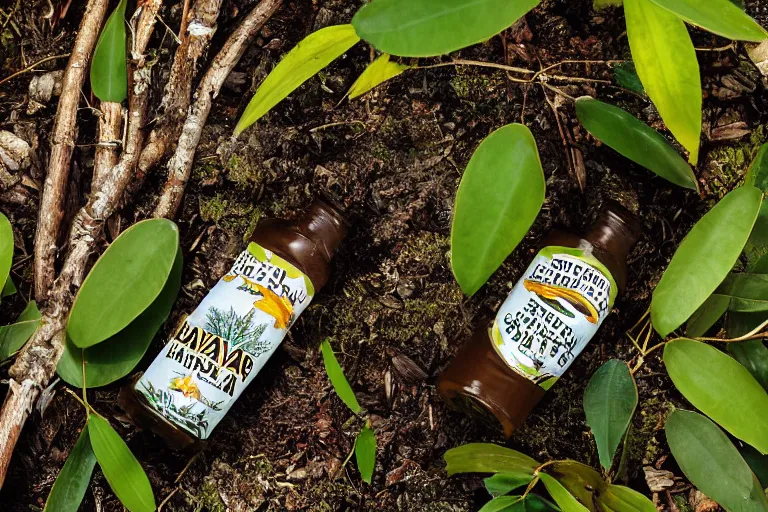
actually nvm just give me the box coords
[153,0,283,218]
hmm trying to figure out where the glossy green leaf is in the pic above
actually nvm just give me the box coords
[651,186,762,337]
[2,276,16,298]
[445,443,539,476]
[58,247,182,387]
[740,443,768,489]
[485,471,535,497]
[550,461,606,512]
[355,423,376,484]
[646,0,767,41]
[744,144,768,273]
[540,473,590,512]
[320,338,361,413]
[68,219,179,348]
[664,338,768,453]
[596,485,655,512]
[575,97,696,190]
[348,54,410,99]
[0,212,12,291]
[90,0,127,103]
[480,495,561,512]
[686,294,729,337]
[584,360,638,471]
[234,25,360,135]
[624,0,701,164]
[451,124,545,296]
[612,62,644,94]
[44,425,97,512]
[729,340,768,392]
[351,0,540,58]
[666,410,768,512]
[0,301,41,361]
[88,414,155,512]
[714,273,768,313]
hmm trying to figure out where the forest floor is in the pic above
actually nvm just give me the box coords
[1,0,767,510]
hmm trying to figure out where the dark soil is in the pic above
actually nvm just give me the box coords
[1,0,767,510]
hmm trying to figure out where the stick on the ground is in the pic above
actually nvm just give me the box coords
[153,0,283,219]
[32,0,109,301]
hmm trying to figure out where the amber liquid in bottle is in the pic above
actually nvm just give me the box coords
[118,199,347,450]
[438,203,641,437]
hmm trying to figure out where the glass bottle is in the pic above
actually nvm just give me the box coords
[438,202,642,437]
[118,199,348,449]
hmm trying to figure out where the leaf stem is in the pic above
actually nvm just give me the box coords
[416,58,534,75]
[628,308,650,334]
[0,53,71,87]
[694,317,768,343]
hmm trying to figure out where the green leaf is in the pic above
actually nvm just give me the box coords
[595,0,624,9]
[664,338,768,453]
[484,471,535,497]
[666,410,768,512]
[714,273,768,313]
[574,97,697,190]
[58,247,182,388]
[686,294,729,337]
[451,124,545,296]
[348,54,410,99]
[540,473,590,512]
[740,443,768,489]
[0,301,42,361]
[444,443,539,476]
[596,485,655,512]
[355,423,376,484]
[549,461,606,512]
[612,62,644,94]
[729,340,768,392]
[320,338,361,413]
[0,212,13,292]
[44,425,97,512]
[583,360,638,471]
[67,219,179,348]
[744,144,768,273]
[624,0,701,164]
[234,25,360,135]
[88,414,155,512]
[651,186,763,337]
[90,0,127,103]
[2,276,16,298]
[480,495,561,512]
[727,311,767,338]
[646,0,767,41]
[351,0,540,58]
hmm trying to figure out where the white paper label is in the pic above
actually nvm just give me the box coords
[136,243,314,439]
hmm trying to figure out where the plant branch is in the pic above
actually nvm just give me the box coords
[153,0,283,218]
[694,317,768,343]
[92,102,123,191]
[32,0,110,301]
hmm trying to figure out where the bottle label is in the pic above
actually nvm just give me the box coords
[136,242,314,439]
[491,246,617,389]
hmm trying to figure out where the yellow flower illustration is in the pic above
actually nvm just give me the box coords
[170,375,201,400]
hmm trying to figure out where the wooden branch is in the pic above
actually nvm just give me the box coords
[134,0,223,190]
[32,0,109,302]
[92,102,122,191]
[0,0,162,488]
[153,0,283,218]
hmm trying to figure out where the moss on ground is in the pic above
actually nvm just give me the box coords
[703,124,768,199]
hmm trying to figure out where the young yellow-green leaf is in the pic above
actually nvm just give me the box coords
[44,425,97,512]
[575,97,697,190]
[624,0,701,164]
[0,212,13,291]
[744,144,768,273]
[348,54,410,99]
[729,340,768,392]
[584,360,638,471]
[88,414,155,512]
[0,301,41,361]
[320,338,361,413]
[595,0,623,9]
[664,338,768,453]
[451,124,545,296]
[351,0,540,58]
[666,410,768,512]
[685,294,729,337]
[480,495,561,512]
[90,0,127,103]
[596,485,655,512]
[234,25,360,135]
[539,473,590,512]
[651,186,762,337]
[646,0,767,41]
[355,423,376,484]
[68,219,179,348]
[549,461,606,512]
[484,471,535,497]
[58,247,182,387]
[445,443,539,476]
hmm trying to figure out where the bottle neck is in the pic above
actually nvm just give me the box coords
[296,199,348,261]
[584,203,642,261]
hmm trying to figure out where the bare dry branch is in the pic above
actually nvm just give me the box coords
[154,0,283,218]
[92,102,123,191]
[32,0,109,301]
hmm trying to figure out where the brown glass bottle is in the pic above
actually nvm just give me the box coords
[438,202,641,437]
[118,199,347,450]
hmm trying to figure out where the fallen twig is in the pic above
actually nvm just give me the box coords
[0,53,71,88]
[153,0,283,218]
